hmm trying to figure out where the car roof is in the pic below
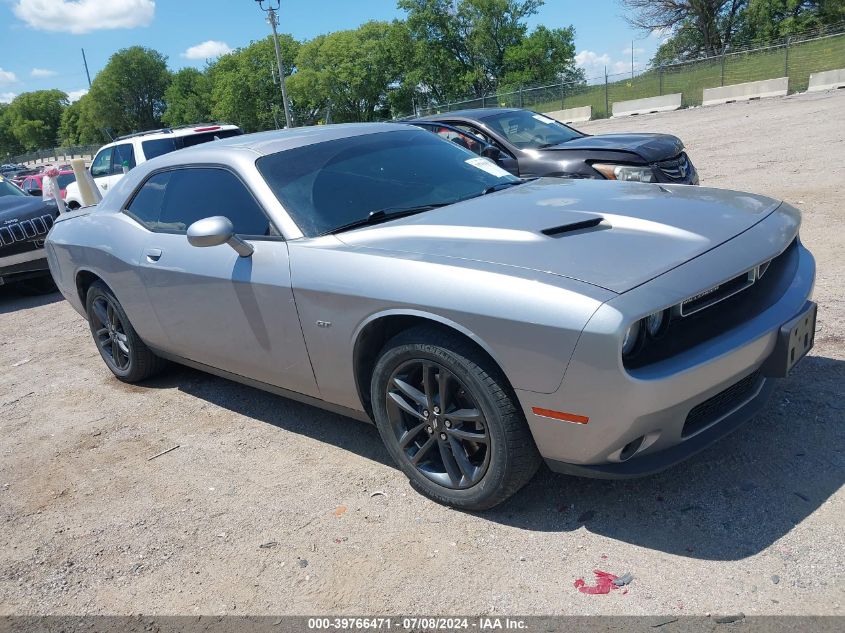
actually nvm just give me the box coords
[106,123,241,146]
[162,122,414,160]
[415,108,524,121]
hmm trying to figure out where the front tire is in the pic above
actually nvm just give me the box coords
[370,326,541,510]
[85,281,166,382]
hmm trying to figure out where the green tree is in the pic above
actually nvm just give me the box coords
[291,21,408,123]
[622,1,748,60]
[502,25,584,89]
[5,90,68,151]
[162,67,213,127]
[85,46,171,136]
[0,103,25,159]
[58,99,81,145]
[744,0,845,41]
[399,0,579,104]
[208,35,300,132]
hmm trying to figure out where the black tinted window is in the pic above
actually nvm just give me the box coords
[141,138,178,160]
[127,168,273,236]
[256,129,517,237]
[141,129,242,160]
[127,171,170,227]
[111,144,136,174]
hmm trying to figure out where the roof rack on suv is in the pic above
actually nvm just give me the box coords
[116,128,174,141]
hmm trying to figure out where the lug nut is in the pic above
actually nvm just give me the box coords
[439,432,447,441]
[423,410,429,417]
[444,420,452,428]
[433,406,440,414]
[426,426,433,434]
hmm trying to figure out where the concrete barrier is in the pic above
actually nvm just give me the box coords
[543,105,592,123]
[611,93,682,117]
[808,68,845,92]
[702,77,788,106]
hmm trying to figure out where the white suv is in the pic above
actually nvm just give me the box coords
[64,124,242,209]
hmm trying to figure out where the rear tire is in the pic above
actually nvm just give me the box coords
[370,326,541,510]
[85,280,166,382]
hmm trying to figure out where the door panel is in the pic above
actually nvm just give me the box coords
[138,234,319,398]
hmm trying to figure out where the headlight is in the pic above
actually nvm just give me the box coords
[621,320,642,356]
[593,163,656,183]
[645,309,669,338]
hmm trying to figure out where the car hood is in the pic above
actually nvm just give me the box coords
[545,133,684,162]
[335,179,781,294]
[0,195,57,224]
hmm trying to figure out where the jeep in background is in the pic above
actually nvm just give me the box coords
[0,176,60,294]
[64,124,242,209]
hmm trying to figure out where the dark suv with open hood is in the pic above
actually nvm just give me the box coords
[412,108,698,185]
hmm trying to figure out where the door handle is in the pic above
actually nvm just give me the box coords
[145,248,162,262]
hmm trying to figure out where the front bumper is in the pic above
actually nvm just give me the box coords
[0,247,49,284]
[517,224,815,478]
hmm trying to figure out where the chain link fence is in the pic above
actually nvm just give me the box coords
[416,29,845,120]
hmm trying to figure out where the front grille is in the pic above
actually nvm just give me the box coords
[683,370,763,437]
[0,214,55,247]
[626,239,798,370]
[657,152,692,181]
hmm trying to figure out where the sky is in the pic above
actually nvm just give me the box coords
[0,0,670,104]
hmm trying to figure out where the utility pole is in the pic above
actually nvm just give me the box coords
[631,40,634,81]
[81,48,92,87]
[254,0,294,128]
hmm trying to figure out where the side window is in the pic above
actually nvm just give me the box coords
[90,148,113,178]
[129,168,274,236]
[111,144,136,174]
[126,171,170,228]
[453,124,505,152]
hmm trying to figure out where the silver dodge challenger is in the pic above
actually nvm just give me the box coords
[45,123,817,510]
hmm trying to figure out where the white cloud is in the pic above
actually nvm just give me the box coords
[575,50,646,81]
[67,88,88,102]
[0,68,18,85]
[31,67,57,78]
[12,0,154,34]
[182,40,233,60]
[0,92,17,104]
[574,50,611,79]
[622,47,645,56]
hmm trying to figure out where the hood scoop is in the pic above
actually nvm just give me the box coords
[541,217,605,237]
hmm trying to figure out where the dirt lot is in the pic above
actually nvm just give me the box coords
[1,90,843,617]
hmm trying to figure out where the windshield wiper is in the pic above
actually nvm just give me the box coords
[481,177,539,195]
[325,203,449,236]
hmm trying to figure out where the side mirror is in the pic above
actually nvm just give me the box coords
[187,216,254,257]
[482,146,519,176]
[29,188,43,197]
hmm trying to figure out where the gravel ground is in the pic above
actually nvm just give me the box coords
[1,90,843,617]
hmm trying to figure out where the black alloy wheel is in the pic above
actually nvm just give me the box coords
[386,359,491,489]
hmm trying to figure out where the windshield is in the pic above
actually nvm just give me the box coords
[56,173,76,189]
[256,129,518,237]
[479,110,582,149]
[0,179,27,197]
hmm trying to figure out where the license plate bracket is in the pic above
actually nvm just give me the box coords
[761,301,817,378]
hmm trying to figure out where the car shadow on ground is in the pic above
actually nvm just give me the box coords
[142,354,843,562]
[0,285,62,314]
